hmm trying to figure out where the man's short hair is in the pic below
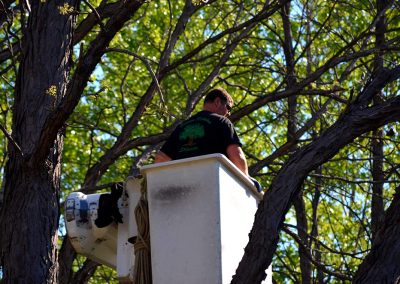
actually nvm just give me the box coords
[204,87,233,106]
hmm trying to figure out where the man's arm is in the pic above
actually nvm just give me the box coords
[226,144,248,176]
[154,151,172,163]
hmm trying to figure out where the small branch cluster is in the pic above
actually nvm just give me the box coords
[58,3,74,15]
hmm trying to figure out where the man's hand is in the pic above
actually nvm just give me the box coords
[250,177,263,193]
[155,151,172,163]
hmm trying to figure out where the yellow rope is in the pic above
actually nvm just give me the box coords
[132,178,152,284]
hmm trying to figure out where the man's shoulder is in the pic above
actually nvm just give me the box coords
[198,111,231,124]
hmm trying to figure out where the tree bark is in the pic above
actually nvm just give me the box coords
[71,259,99,284]
[292,192,311,283]
[310,167,324,283]
[370,0,388,241]
[353,187,400,283]
[0,0,76,282]
[58,238,77,284]
[280,1,312,281]
[371,128,384,241]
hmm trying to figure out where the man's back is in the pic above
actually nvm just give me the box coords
[160,111,241,160]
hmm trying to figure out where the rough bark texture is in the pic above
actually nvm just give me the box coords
[281,1,312,281]
[58,238,77,284]
[0,0,14,27]
[71,259,99,284]
[353,188,400,283]
[311,167,324,283]
[231,67,400,284]
[370,0,387,242]
[0,0,76,282]
[371,128,384,241]
[293,192,310,283]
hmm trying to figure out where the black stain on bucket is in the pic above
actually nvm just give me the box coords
[152,186,195,202]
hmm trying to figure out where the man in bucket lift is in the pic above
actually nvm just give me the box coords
[155,87,262,192]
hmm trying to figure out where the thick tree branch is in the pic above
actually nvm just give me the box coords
[231,66,400,283]
[370,0,388,242]
[353,186,400,283]
[70,259,99,284]
[0,0,122,65]
[0,0,15,28]
[73,0,122,44]
[30,0,145,166]
[249,98,332,175]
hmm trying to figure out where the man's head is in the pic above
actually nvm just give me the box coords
[203,88,233,117]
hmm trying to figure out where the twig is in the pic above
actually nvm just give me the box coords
[82,0,106,31]
[0,123,24,157]
[104,48,165,106]
[283,226,353,281]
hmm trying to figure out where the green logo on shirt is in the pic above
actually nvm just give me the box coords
[179,123,204,143]
[179,123,204,152]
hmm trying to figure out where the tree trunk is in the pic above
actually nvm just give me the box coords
[0,0,76,282]
[370,128,384,241]
[311,167,324,283]
[370,0,387,241]
[281,1,312,282]
[0,142,62,283]
[353,187,400,283]
[293,192,311,283]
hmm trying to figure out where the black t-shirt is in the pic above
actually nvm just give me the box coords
[161,111,242,160]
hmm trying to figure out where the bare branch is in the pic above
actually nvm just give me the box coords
[282,226,352,281]
[249,97,333,175]
[0,123,23,157]
[105,48,165,106]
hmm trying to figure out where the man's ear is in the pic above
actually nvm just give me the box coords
[214,97,222,107]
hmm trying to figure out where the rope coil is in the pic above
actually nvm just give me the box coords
[132,178,152,284]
